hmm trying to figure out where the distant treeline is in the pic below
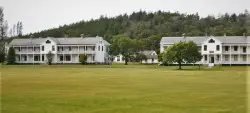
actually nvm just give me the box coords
[20,10,250,52]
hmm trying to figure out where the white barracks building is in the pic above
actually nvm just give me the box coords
[160,35,250,65]
[8,36,110,64]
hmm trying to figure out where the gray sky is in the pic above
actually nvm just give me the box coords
[1,0,250,35]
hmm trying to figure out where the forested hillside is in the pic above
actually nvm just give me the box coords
[22,10,250,52]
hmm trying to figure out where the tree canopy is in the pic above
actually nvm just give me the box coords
[109,35,137,65]
[162,41,202,69]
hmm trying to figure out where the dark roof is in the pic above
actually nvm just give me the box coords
[9,37,110,46]
[160,36,250,45]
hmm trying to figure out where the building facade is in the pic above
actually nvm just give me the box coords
[112,50,159,64]
[160,36,250,65]
[8,36,110,64]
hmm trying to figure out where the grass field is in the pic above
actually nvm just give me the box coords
[0,65,248,113]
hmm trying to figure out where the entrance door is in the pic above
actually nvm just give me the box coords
[210,57,214,63]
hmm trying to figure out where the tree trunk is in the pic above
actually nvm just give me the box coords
[178,61,182,70]
[124,57,128,65]
[125,61,128,65]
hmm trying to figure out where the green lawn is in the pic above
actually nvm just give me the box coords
[0,65,248,113]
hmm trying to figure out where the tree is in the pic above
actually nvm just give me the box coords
[79,54,87,64]
[110,35,137,65]
[7,47,15,64]
[0,7,8,64]
[46,51,53,65]
[135,52,147,64]
[184,41,203,69]
[0,43,5,64]
[162,41,201,70]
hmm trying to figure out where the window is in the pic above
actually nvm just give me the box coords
[234,46,238,51]
[34,56,39,61]
[86,46,88,51]
[243,47,246,53]
[204,45,207,51]
[102,46,103,51]
[17,56,20,61]
[208,39,215,43]
[92,56,95,61]
[45,40,51,44]
[152,58,154,62]
[69,46,71,51]
[52,46,55,51]
[65,55,71,61]
[42,46,44,51]
[98,46,100,51]
[225,55,229,61]
[42,55,44,61]
[18,48,20,52]
[60,56,63,61]
[225,46,229,51]
[216,45,220,51]
[62,47,64,51]
[117,56,120,61]
[243,55,247,61]
[217,55,220,61]
[204,55,207,61]
[93,46,95,51]
[234,55,238,61]
[24,55,27,61]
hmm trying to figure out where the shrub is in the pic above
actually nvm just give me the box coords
[46,51,54,65]
[79,54,87,64]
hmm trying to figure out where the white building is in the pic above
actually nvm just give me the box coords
[8,36,110,64]
[113,54,125,63]
[160,35,250,66]
[140,50,158,64]
[112,50,158,64]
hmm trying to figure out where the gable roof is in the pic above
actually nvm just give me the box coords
[160,36,250,45]
[140,50,158,59]
[9,37,110,46]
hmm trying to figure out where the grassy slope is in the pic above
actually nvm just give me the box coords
[1,65,247,113]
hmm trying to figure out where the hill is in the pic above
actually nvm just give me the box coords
[21,10,250,52]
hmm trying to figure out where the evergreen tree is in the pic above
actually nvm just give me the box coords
[7,47,16,64]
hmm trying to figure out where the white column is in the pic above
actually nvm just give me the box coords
[247,46,249,65]
[33,46,34,65]
[229,45,231,66]
[220,54,223,65]
[71,54,73,63]
[63,46,64,64]
[238,45,240,64]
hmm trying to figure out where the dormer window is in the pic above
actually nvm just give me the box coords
[208,39,215,43]
[46,40,51,44]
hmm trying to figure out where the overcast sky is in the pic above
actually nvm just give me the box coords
[1,0,250,35]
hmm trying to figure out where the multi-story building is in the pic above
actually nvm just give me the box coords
[7,36,110,64]
[160,35,250,66]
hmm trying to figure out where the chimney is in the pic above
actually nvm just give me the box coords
[80,34,84,38]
